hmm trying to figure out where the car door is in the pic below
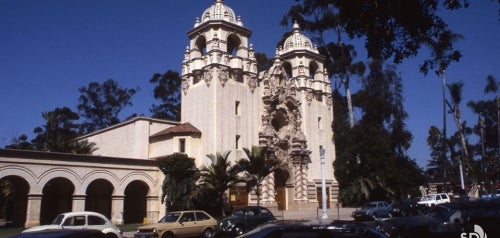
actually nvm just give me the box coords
[176,212,198,237]
[87,214,108,233]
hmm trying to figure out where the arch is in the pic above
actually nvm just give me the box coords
[80,170,121,195]
[40,177,74,225]
[227,34,241,57]
[118,171,158,196]
[282,61,292,79]
[309,61,319,80]
[0,175,29,227]
[194,35,207,57]
[123,180,149,224]
[85,179,114,219]
[0,165,37,190]
[37,167,81,194]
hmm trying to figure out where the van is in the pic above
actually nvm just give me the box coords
[417,193,450,206]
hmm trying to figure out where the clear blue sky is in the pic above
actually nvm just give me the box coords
[1,0,499,168]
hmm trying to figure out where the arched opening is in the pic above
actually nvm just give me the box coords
[227,34,241,57]
[40,178,74,224]
[309,61,319,80]
[271,109,289,139]
[274,168,290,210]
[123,180,148,224]
[85,179,113,219]
[195,36,207,57]
[0,176,29,227]
[282,61,292,79]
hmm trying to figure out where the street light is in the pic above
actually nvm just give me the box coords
[320,146,328,220]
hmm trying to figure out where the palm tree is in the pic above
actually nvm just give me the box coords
[484,75,500,170]
[237,146,282,207]
[446,81,467,189]
[199,151,241,216]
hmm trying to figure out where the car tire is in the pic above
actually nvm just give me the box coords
[233,225,244,235]
[162,232,174,238]
[105,233,117,238]
[202,228,214,238]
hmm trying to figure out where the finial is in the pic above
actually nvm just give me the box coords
[292,21,300,33]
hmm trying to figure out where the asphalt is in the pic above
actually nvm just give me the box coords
[123,207,356,238]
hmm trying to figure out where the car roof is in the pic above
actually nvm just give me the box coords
[59,211,107,217]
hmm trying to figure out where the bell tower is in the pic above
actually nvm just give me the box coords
[180,0,260,160]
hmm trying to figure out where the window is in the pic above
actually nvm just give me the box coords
[318,117,322,129]
[88,216,106,225]
[235,101,241,115]
[235,135,241,149]
[180,212,195,222]
[195,212,210,221]
[179,138,186,153]
[63,216,85,226]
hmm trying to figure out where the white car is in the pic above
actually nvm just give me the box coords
[23,211,123,238]
[417,193,450,207]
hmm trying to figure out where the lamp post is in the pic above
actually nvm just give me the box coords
[320,146,328,220]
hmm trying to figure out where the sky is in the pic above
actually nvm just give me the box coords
[1,0,499,168]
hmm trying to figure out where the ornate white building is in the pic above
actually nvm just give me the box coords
[0,0,337,227]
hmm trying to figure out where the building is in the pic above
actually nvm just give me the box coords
[0,0,337,227]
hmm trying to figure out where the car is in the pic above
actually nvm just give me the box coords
[22,211,122,238]
[134,210,217,238]
[417,193,450,207]
[375,200,500,238]
[237,219,389,238]
[390,199,428,217]
[351,201,392,221]
[217,206,276,236]
[7,229,106,238]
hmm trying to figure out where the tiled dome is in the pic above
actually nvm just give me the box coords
[282,22,317,53]
[201,0,237,24]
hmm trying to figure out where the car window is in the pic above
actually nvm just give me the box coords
[260,208,271,216]
[195,212,210,221]
[162,212,182,222]
[63,216,86,226]
[88,215,106,225]
[52,214,65,225]
[247,210,255,216]
[180,212,195,222]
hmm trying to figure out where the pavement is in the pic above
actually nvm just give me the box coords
[123,207,356,238]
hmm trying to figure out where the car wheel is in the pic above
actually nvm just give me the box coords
[105,233,117,238]
[233,225,244,235]
[202,228,214,238]
[162,232,174,238]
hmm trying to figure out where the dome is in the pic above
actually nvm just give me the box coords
[282,22,317,53]
[200,0,238,24]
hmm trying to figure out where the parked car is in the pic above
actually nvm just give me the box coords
[238,219,389,238]
[8,229,106,238]
[134,210,217,238]
[352,201,392,221]
[217,206,276,236]
[417,193,450,207]
[22,211,122,238]
[375,200,500,238]
[390,199,428,217]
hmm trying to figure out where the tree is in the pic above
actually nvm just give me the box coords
[199,151,241,217]
[484,75,500,170]
[4,134,34,150]
[425,126,451,183]
[237,146,282,207]
[158,153,199,211]
[77,79,138,132]
[150,70,181,121]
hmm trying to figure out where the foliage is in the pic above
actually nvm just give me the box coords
[4,134,35,150]
[158,153,199,211]
[334,61,424,205]
[199,151,241,217]
[149,70,181,121]
[77,79,138,133]
[237,146,283,207]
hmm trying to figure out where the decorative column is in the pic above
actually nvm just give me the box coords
[111,195,124,225]
[146,195,159,224]
[301,163,308,200]
[25,194,42,227]
[72,194,86,212]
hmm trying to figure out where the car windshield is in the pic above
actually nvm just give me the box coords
[160,212,182,223]
[51,214,65,225]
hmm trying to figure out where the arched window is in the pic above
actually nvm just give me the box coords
[195,36,207,57]
[227,34,241,57]
[283,61,292,79]
[309,61,319,80]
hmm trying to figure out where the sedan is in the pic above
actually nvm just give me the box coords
[217,206,275,236]
[22,211,122,238]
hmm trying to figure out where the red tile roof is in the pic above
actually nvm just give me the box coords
[150,122,201,138]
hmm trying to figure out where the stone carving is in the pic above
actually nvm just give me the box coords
[203,68,212,87]
[219,68,229,86]
[248,76,257,93]
[181,76,190,95]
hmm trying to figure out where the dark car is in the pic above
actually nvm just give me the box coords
[375,200,500,238]
[238,219,389,238]
[390,199,428,217]
[217,206,275,236]
[6,229,106,238]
